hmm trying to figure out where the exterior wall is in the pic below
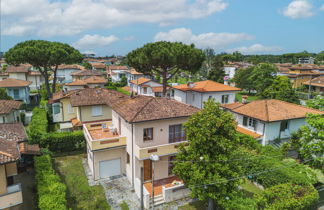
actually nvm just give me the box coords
[292,76,313,88]
[78,105,112,122]
[235,113,265,135]
[111,70,128,82]
[0,111,19,124]
[64,85,85,91]
[57,69,79,83]
[163,184,190,203]
[6,87,30,104]
[0,165,6,194]
[224,66,236,79]
[87,84,105,88]
[5,163,17,176]
[27,75,44,90]
[92,147,126,180]
[61,98,77,121]
[8,73,26,81]
[173,89,187,104]
[201,91,236,106]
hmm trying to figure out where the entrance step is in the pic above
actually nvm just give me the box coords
[150,194,165,206]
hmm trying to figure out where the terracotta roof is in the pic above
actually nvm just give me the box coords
[130,68,143,75]
[64,79,87,86]
[83,76,107,84]
[108,65,129,71]
[70,88,128,107]
[19,142,41,155]
[222,99,324,122]
[0,72,8,76]
[152,86,170,93]
[130,78,151,85]
[221,102,244,110]
[0,100,22,114]
[71,69,104,76]
[112,95,199,123]
[6,64,31,73]
[303,76,324,88]
[58,64,84,70]
[236,126,262,139]
[90,63,106,69]
[71,118,82,127]
[50,89,79,102]
[0,78,32,87]
[173,80,241,92]
[28,71,41,76]
[121,86,131,93]
[0,123,27,164]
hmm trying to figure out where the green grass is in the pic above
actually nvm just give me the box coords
[54,154,111,210]
[241,179,263,197]
[235,93,261,103]
[120,201,129,210]
[117,87,131,96]
[178,200,208,210]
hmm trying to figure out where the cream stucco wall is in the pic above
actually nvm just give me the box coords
[0,165,6,194]
[78,105,112,122]
[0,111,19,124]
[61,98,77,121]
[5,163,17,177]
[8,73,26,81]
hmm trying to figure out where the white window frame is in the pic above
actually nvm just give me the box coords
[92,105,102,116]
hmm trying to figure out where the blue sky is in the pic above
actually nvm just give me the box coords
[1,0,324,56]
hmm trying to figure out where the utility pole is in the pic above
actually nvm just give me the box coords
[140,167,144,210]
[150,154,159,210]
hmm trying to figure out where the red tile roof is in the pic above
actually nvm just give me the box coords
[0,78,32,87]
[64,79,87,86]
[0,100,22,114]
[303,76,324,88]
[71,69,104,76]
[130,78,151,85]
[83,76,107,84]
[173,80,241,92]
[6,64,31,73]
[236,126,262,139]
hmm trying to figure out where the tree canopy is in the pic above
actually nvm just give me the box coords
[207,55,225,83]
[5,40,83,98]
[233,67,254,92]
[126,41,205,96]
[0,88,12,100]
[306,96,324,111]
[173,99,243,209]
[249,63,277,94]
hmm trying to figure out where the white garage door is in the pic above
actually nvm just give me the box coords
[99,159,121,179]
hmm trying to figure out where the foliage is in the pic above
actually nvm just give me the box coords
[225,194,257,210]
[82,62,92,69]
[127,41,205,96]
[233,67,254,92]
[119,75,128,87]
[0,88,12,100]
[306,96,324,111]
[28,107,48,143]
[289,114,324,168]
[173,99,243,207]
[262,76,299,104]
[116,87,130,96]
[207,55,225,83]
[249,63,277,94]
[255,184,319,210]
[34,155,67,210]
[236,133,261,151]
[20,112,26,125]
[5,40,83,98]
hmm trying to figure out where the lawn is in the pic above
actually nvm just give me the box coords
[178,200,208,210]
[54,154,110,210]
[235,93,261,103]
[241,179,263,196]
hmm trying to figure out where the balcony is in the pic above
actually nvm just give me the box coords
[0,184,23,209]
[83,121,126,151]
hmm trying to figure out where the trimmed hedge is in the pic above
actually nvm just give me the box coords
[35,155,67,210]
[28,107,48,143]
[255,184,319,210]
[39,131,86,153]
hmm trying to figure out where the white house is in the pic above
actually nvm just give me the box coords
[6,65,44,90]
[172,80,241,108]
[221,99,324,145]
[63,76,107,91]
[107,65,129,83]
[56,64,85,84]
[126,69,152,85]
[130,78,171,97]
[0,100,22,123]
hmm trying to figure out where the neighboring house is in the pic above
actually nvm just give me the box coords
[0,78,31,104]
[221,99,324,145]
[71,69,105,80]
[50,88,128,131]
[0,100,22,124]
[172,80,241,108]
[56,64,85,84]
[298,57,315,64]
[0,72,8,81]
[0,123,40,209]
[90,62,106,72]
[107,65,129,82]
[63,76,107,91]
[6,65,44,90]
[83,95,199,208]
[126,69,152,85]
[130,78,171,97]
[303,76,324,93]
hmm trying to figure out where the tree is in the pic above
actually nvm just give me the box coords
[262,76,299,104]
[82,62,92,70]
[207,55,225,83]
[173,99,243,209]
[5,40,83,98]
[127,41,205,96]
[306,96,324,111]
[0,88,12,100]
[233,67,254,92]
[249,63,277,94]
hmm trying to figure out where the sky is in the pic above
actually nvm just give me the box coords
[1,0,324,56]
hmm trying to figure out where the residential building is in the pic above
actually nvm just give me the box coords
[126,69,152,85]
[0,72,8,81]
[6,65,44,90]
[107,65,129,83]
[0,78,31,104]
[71,69,105,81]
[303,76,324,93]
[130,78,171,97]
[83,96,199,208]
[56,64,85,84]
[172,80,241,108]
[221,99,324,145]
[0,123,40,209]
[298,57,315,64]
[90,62,106,72]
[63,76,107,91]
[50,88,128,131]
[0,100,22,124]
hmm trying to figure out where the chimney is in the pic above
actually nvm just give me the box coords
[187,81,195,89]
[242,95,248,104]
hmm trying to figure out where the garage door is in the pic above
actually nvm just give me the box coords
[99,159,121,179]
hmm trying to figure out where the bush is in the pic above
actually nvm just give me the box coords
[39,131,86,153]
[28,107,48,143]
[255,184,319,210]
[236,133,261,151]
[34,155,67,210]
[225,195,257,210]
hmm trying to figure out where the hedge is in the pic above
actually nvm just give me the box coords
[35,155,67,210]
[28,107,48,143]
[255,183,319,210]
[39,131,86,153]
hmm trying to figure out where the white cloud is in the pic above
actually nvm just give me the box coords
[320,5,324,11]
[283,0,314,19]
[74,34,119,49]
[154,28,254,50]
[2,0,228,37]
[227,44,283,54]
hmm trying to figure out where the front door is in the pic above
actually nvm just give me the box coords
[143,159,152,181]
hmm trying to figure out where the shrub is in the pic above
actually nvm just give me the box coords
[28,107,48,143]
[34,155,67,210]
[225,195,257,210]
[236,133,261,151]
[40,131,85,153]
[255,184,319,210]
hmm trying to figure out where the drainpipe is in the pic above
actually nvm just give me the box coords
[132,123,134,187]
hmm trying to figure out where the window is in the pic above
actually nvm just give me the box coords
[248,118,257,130]
[221,95,229,104]
[280,120,289,132]
[2,117,5,123]
[143,87,147,94]
[192,94,195,101]
[243,116,257,130]
[53,104,60,115]
[143,128,153,141]
[13,89,20,99]
[168,156,176,175]
[243,116,248,126]
[67,103,74,114]
[92,106,102,116]
[169,124,185,143]
[127,153,130,164]
[209,96,212,99]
